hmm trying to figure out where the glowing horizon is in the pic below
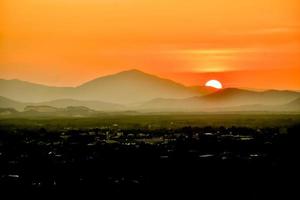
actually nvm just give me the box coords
[1,0,300,89]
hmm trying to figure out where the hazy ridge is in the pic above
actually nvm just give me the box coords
[1,70,300,114]
[0,70,200,104]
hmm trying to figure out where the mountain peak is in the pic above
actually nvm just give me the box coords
[78,69,154,87]
[74,69,200,103]
[112,69,150,77]
[121,69,145,74]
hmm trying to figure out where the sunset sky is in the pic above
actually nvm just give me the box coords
[1,0,300,89]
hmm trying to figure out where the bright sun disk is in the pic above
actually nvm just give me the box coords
[205,80,223,89]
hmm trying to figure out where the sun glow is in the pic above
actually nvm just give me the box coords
[205,80,223,89]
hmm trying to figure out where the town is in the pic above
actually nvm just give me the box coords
[0,122,299,198]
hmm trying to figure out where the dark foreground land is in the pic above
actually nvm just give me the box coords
[0,114,299,198]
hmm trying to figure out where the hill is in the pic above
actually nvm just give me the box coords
[32,99,124,111]
[280,97,300,111]
[137,88,300,112]
[0,108,19,116]
[0,70,200,104]
[0,96,124,111]
[201,88,300,107]
[0,79,74,103]
[24,105,60,113]
[75,69,200,103]
[0,96,26,111]
[1,70,299,112]
[22,105,97,117]
[188,86,218,96]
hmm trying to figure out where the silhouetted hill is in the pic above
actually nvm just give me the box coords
[136,97,203,112]
[0,70,200,104]
[0,96,26,111]
[188,85,218,95]
[76,69,200,103]
[63,106,95,116]
[0,96,123,111]
[24,105,60,113]
[202,88,300,107]
[0,108,19,116]
[137,89,300,112]
[1,70,300,112]
[215,97,300,112]
[0,79,74,102]
[281,97,300,110]
[22,105,97,117]
[33,99,124,111]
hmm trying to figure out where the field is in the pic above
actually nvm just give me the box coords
[1,113,299,130]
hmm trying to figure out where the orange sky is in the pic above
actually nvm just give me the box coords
[1,0,300,89]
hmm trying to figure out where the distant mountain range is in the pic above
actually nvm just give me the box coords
[0,69,300,113]
[0,96,124,111]
[0,105,99,117]
[0,69,201,104]
[134,88,300,112]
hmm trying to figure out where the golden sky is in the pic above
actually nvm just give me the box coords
[1,0,300,89]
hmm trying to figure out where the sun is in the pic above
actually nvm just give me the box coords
[205,80,223,89]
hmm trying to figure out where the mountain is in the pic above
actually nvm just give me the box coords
[214,97,300,112]
[75,69,200,103]
[0,96,124,111]
[0,108,19,116]
[202,88,300,107]
[1,70,299,112]
[22,105,98,117]
[0,79,74,103]
[0,70,200,104]
[188,86,218,96]
[24,105,60,113]
[135,97,203,112]
[281,97,300,110]
[137,88,300,112]
[24,105,94,114]
[32,99,124,111]
[1,88,300,113]
[0,96,26,111]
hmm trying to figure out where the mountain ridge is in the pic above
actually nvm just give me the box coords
[0,69,201,103]
[136,88,300,111]
[0,96,124,111]
[1,69,300,112]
